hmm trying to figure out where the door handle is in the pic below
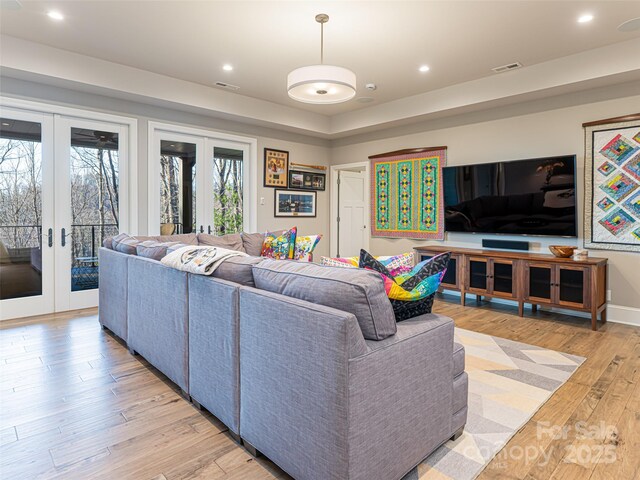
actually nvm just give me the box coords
[208,225,212,234]
[61,228,71,247]
[199,225,204,233]
[47,228,53,248]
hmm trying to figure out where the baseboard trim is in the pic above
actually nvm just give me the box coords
[439,292,639,328]
[607,304,640,327]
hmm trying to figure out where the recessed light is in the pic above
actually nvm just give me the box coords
[419,65,430,73]
[577,14,594,23]
[222,64,233,71]
[1,122,10,126]
[47,10,64,21]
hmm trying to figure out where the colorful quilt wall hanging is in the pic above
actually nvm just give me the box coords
[584,114,640,252]
[369,147,446,240]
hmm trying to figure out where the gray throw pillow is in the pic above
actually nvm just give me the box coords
[135,241,181,261]
[241,232,266,256]
[197,233,245,252]
[111,233,140,255]
[136,233,199,245]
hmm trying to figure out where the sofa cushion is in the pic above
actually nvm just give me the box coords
[136,241,180,261]
[103,237,114,249]
[197,233,245,252]
[241,232,266,256]
[360,250,450,321]
[111,233,140,255]
[261,227,297,260]
[135,233,199,245]
[212,255,264,286]
[321,252,414,273]
[293,234,322,262]
[252,259,396,340]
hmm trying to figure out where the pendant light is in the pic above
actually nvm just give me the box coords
[287,14,356,104]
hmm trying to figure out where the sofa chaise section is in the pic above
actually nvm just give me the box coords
[239,283,464,480]
[188,275,241,437]
[127,255,190,393]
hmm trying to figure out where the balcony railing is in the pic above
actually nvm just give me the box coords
[0,223,119,292]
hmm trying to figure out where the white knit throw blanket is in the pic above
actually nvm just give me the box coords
[161,246,247,275]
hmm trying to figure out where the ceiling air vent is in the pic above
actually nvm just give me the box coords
[492,62,523,73]
[214,81,240,91]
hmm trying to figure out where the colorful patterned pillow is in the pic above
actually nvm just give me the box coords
[321,252,414,273]
[261,227,297,260]
[359,249,450,321]
[294,234,322,262]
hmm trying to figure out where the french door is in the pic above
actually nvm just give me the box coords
[54,117,129,311]
[0,108,55,319]
[149,123,254,236]
[0,103,133,320]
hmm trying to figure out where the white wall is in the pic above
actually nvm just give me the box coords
[331,94,640,312]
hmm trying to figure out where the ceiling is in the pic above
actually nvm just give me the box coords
[1,0,640,119]
[1,1,640,140]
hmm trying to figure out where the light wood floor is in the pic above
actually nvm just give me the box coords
[0,297,638,480]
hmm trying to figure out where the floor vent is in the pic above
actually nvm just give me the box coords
[214,82,240,90]
[492,62,523,73]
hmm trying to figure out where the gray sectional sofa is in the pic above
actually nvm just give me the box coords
[98,232,468,480]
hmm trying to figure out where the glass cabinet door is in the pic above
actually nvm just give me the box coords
[525,263,553,303]
[558,267,587,307]
[492,260,515,297]
[468,258,488,291]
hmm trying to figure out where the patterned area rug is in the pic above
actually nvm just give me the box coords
[403,328,585,480]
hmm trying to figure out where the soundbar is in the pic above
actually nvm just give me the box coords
[482,239,530,251]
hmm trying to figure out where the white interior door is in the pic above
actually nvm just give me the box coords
[0,108,55,320]
[203,138,250,235]
[337,170,368,257]
[54,116,128,311]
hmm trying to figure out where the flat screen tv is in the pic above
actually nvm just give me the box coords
[443,155,577,237]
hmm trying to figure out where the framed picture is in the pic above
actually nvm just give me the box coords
[288,170,326,191]
[583,114,640,252]
[274,189,317,217]
[264,148,289,188]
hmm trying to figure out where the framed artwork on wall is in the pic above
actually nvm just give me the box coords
[264,148,289,188]
[274,189,317,217]
[583,113,640,252]
[288,170,326,191]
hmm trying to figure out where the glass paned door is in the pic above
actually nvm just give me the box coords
[55,117,128,311]
[160,140,197,234]
[209,145,245,235]
[0,110,55,320]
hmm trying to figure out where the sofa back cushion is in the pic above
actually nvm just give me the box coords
[136,240,180,261]
[252,259,396,340]
[212,255,264,286]
[197,233,245,252]
[136,233,199,245]
[111,233,141,255]
[241,232,266,256]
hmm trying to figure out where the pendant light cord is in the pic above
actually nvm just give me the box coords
[320,21,324,65]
